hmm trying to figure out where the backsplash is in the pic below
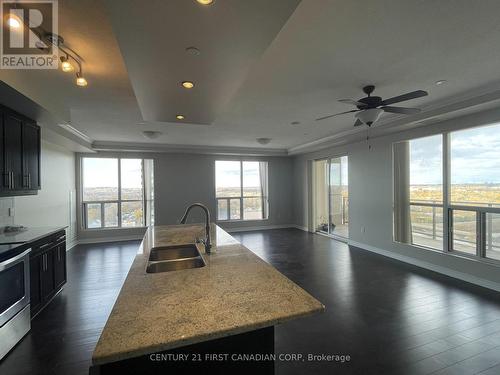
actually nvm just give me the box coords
[0,197,14,227]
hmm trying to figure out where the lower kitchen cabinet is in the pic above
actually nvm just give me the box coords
[29,231,67,318]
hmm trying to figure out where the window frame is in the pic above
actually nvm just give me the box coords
[215,160,269,222]
[393,126,500,266]
[81,157,147,230]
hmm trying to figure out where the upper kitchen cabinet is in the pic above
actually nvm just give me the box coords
[0,105,41,196]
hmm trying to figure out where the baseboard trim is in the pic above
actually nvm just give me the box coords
[72,235,144,246]
[224,224,296,233]
[291,225,310,232]
[348,240,500,292]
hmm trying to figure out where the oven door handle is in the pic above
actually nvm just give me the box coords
[0,249,31,270]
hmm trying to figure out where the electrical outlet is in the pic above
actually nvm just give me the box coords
[360,226,365,233]
[8,208,15,217]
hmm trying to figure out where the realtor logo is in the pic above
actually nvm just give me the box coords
[1,0,58,69]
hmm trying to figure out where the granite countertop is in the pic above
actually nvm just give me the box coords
[92,224,324,365]
[0,226,67,261]
[0,226,67,245]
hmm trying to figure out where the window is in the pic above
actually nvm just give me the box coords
[393,122,500,263]
[215,160,268,221]
[394,135,443,250]
[81,157,154,229]
[313,156,349,239]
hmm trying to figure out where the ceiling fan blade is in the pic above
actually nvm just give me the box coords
[381,90,428,106]
[338,99,366,107]
[316,109,360,121]
[353,119,363,127]
[381,106,421,115]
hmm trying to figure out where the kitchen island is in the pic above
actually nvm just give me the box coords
[91,224,324,374]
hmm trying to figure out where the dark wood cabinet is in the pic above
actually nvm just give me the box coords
[0,105,41,196]
[54,242,67,290]
[3,112,23,190]
[29,231,67,318]
[29,252,43,314]
[22,122,41,190]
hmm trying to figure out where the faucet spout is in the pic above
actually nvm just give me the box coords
[180,203,212,254]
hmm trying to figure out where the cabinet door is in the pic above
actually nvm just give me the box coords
[3,113,23,190]
[0,115,4,191]
[40,249,56,301]
[54,243,67,290]
[22,122,41,190]
[29,252,43,317]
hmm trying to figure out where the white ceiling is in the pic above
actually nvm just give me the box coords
[2,0,500,153]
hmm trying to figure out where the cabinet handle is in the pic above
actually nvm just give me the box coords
[28,173,31,188]
[11,172,14,189]
[8,172,13,189]
[39,242,52,250]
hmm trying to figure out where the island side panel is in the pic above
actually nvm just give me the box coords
[90,326,275,375]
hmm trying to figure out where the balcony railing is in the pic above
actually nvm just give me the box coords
[409,200,500,260]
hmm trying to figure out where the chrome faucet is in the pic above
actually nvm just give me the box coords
[180,203,212,254]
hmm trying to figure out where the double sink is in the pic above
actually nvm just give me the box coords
[146,244,206,273]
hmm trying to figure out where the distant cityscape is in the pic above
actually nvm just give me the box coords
[83,187,144,228]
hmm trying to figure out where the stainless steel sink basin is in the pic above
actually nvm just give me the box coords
[149,244,200,261]
[146,244,205,273]
[146,257,205,273]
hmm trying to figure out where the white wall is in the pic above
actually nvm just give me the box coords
[76,152,294,242]
[0,141,77,247]
[293,107,500,290]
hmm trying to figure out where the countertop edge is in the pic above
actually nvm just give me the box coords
[92,304,325,366]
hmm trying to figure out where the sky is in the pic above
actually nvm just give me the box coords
[409,123,500,185]
[216,161,261,188]
[83,158,142,188]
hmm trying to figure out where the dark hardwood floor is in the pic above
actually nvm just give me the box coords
[232,229,500,375]
[1,229,500,375]
[0,241,141,375]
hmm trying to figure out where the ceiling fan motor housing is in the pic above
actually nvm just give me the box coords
[358,96,382,109]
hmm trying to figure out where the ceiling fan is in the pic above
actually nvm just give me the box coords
[316,85,428,127]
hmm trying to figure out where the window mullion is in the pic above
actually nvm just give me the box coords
[478,212,486,258]
[443,132,450,253]
[240,160,244,220]
[118,158,122,227]
[101,202,105,228]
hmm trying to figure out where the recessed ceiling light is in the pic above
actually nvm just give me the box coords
[435,80,447,86]
[181,81,195,89]
[185,46,200,56]
[176,115,185,120]
[196,0,214,5]
[291,121,301,125]
[256,138,271,145]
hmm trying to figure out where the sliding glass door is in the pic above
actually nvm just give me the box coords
[314,156,349,239]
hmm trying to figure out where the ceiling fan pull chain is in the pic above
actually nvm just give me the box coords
[366,129,372,150]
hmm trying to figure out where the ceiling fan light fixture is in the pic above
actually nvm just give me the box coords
[355,108,383,127]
